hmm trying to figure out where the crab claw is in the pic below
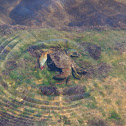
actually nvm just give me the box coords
[40,66,44,70]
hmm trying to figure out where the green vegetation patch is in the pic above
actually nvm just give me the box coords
[108,110,121,121]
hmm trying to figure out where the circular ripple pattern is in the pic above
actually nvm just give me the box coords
[0,35,89,126]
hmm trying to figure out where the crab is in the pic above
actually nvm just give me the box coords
[39,48,87,83]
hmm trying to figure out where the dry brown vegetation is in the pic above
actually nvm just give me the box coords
[0,28,125,125]
[0,0,126,125]
[0,0,126,29]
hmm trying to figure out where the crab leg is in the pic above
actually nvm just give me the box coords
[53,68,71,80]
[72,65,81,79]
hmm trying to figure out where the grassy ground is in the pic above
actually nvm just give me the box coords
[0,28,126,126]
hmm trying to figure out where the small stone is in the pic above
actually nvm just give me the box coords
[87,44,101,60]
[40,86,60,96]
[1,82,8,89]
[63,85,86,96]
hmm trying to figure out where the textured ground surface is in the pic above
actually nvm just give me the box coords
[0,0,126,29]
[0,28,126,126]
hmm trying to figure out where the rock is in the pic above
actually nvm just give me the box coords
[68,93,90,101]
[40,86,59,96]
[88,118,109,126]
[1,82,8,89]
[27,46,43,57]
[87,63,112,79]
[63,85,86,96]
[2,70,9,76]
[5,60,17,70]
[87,44,101,60]
[63,85,90,101]
[97,63,112,76]
[46,48,84,81]
[80,42,101,60]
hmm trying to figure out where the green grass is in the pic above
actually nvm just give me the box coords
[0,28,126,125]
[108,110,121,121]
[86,101,97,109]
